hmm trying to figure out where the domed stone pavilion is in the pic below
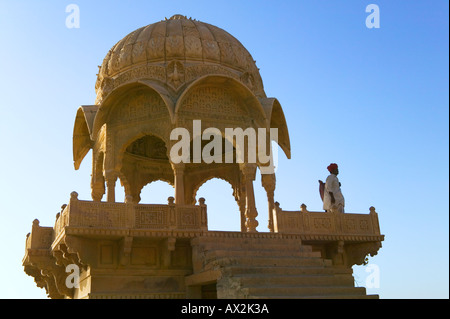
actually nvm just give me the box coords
[23,15,384,299]
[73,13,291,233]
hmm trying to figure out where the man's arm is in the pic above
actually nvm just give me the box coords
[329,192,335,204]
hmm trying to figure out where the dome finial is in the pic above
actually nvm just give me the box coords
[169,14,187,20]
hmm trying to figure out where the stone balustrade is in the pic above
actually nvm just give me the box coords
[272,202,384,267]
[53,192,207,240]
[24,219,53,253]
[24,193,385,299]
[273,203,382,240]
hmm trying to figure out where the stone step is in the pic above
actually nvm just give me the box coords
[236,274,355,287]
[202,249,321,260]
[243,286,368,297]
[192,235,308,251]
[190,233,374,299]
[195,241,311,253]
[227,265,353,277]
[203,255,333,269]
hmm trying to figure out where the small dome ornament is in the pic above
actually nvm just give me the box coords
[169,14,187,20]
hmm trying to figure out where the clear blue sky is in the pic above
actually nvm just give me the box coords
[0,0,448,299]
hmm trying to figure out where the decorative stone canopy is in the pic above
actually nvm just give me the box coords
[73,15,292,232]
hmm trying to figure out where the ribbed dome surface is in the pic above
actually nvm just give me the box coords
[95,15,264,99]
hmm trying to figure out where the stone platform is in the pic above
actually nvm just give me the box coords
[23,193,383,299]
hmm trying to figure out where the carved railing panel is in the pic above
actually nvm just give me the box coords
[135,204,169,229]
[176,205,202,230]
[25,219,53,251]
[52,192,207,236]
[273,204,382,237]
[69,200,127,228]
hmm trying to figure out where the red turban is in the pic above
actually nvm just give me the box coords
[327,163,338,172]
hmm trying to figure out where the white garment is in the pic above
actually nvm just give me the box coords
[323,174,345,213]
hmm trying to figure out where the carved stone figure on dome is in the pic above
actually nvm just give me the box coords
[319,163,345,213]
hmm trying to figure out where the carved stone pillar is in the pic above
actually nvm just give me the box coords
[91,183,105,202]
[240,164,258,232]
[105,171,117,203]
[261,173,276,232]
[198,197,208,231]
[91,173,105,202]
[171,162,185,205]
[238,196,247,232]
[124,179,142,204]
[91,151,105,202]
[233,184,247,232]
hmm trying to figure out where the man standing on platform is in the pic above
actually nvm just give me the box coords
[320,163,345,213]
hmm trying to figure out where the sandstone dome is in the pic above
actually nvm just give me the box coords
[94,14,266,103]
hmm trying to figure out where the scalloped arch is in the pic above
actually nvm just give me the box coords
[174,75,268,127]
[191,175,238,205]
[91,81,175,140]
